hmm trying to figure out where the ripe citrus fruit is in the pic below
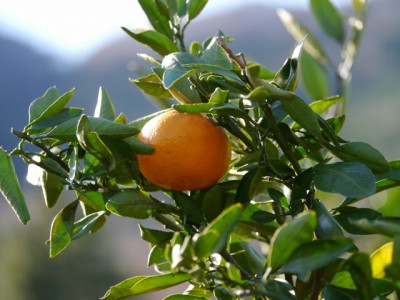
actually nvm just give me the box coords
[137,110,231,191]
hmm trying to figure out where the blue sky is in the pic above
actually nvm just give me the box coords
[0,0,349,63]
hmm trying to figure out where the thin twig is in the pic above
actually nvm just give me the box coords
[12,128,70,172]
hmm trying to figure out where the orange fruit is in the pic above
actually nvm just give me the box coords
[137,110,231,191]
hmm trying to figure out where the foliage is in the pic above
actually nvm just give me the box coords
[1,0,400,299]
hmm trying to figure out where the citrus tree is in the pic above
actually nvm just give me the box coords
[1,0,400,299]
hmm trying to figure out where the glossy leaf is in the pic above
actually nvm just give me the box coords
[0,148,30,224]
[130,73,172,99]
[280,237,354,281]
[94,87,115,120]
[72,211,106,240]
[77,115,116,170]
[314,162,376,198]
[28,86,59,124]
[139,225,174,245]
[334,206,381,235]
[349,217,400,237]
[187,0,208,21]
[122,27,178,56]
[78,191,107,211]
[41,116,139,141]
[106,189,157,219]
[194,203,243,259]
[264,279,296,300]
[269,211,317,271]
[280,95,322,139]
[102,273,192,299]
[312,199,343,238]
[28,88,75,127]
[310,0,345,43]
[50,200,79,258]
[247,83,294,102]
[332,142,390,174]
[200,36,232,69]
[30,108,83,131]
[138,0,173,39]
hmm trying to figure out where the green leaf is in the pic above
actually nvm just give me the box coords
[331,142,390,174]
[187,0,208,21]
[160,54,203,103]
[138,0,173,39]
[41,170,64,208]
[164,295,207,300]
[310,0,345,43]
[139,225,174,245]
[349,217,400,237]
[269,211,317,271]
[312,199,343,238]
[122,27,178,56]
[72,211,106,240]
[30,108,83,132]
[106,190,157,219]
[130,73,172,99]
[50,200,79,258]
[280,237,354,280]
[77,115,116,170]
[102,272,192,299]
[334,206,382,235]
[28,86,59,124]
[28,88,75,127]
[194,203,243,259]
[247,83,294,102]
[94,87,115,120]
[264,279,297,300]
[0,148,30,224]
[172,191,205,226]
[41,116,139,141]
[277,9,327,62]
[300,50,330,99]
[314,162,376,198]
[280,95,322,139]
[200,36,232,69]
[129,108,173,130]
[184,63,246,88]
[343,253,374,299]
[309,96,342,115]
[78,191,107,211]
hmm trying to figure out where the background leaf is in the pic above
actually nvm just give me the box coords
[310,0,345,43]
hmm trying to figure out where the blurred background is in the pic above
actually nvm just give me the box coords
[0,0,399,299]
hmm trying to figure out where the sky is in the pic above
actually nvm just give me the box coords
[0,0,348,64]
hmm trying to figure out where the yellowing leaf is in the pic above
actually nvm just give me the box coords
[370,242,393,278]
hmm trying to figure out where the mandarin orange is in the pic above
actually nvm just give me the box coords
[137,110,231,191]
